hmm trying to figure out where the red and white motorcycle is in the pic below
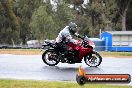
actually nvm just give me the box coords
[41,34,102,67]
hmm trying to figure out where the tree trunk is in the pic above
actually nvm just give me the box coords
[91,11,95,27]
[121,12,126,31]
[120,0,132,31]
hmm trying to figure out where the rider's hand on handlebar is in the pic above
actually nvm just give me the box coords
[74,33,79,37]
[74,33,84,39]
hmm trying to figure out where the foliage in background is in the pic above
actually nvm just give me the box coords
[0,0,21,44]
[30,5,56,40]
[0,0,132,44]
[53,2,76,32]
[13,0,44,44]
[30,1,75,40]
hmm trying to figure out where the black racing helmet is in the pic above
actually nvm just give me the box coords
[68,22,77,34]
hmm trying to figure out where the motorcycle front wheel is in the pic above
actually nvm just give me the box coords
[84,51,102,67]
[42,50,59,66]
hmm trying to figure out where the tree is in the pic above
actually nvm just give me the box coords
[117,0,132,31]
[1,0,132,45]
[53,2,76,31]
[0,0,21,44]
[30,6,56,40]
[126,2,132,30]
[1,0,21,31]
[70,0,120,36]
[30,0,76,40]
[13,0,44,44]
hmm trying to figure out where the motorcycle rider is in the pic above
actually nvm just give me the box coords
[56,22,79,45]
[55,22,80,62]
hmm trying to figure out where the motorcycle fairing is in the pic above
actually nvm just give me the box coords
[67,43,93,60]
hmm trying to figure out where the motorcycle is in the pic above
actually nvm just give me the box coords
[41,34,102,67]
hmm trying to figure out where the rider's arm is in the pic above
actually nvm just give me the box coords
[64,33,77,44]
[74,33,84,39]
[74,33,79,37]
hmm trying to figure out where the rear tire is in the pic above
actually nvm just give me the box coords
[42,50,59,66]
[84,51,102,67]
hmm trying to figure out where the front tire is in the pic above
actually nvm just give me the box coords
[42,50,59,66]
[84,51,102,67]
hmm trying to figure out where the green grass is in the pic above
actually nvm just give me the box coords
[0,79,131,88]
[100,51,132,57]
[0,49,40,51]
[0,49,42,55]
[0,49,132,57]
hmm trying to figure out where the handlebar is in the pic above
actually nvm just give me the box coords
[74,33,84,40]
[77,35,84,40]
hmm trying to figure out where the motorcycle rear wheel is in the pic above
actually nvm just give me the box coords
[84,51,102,67]
[42,50,59,66]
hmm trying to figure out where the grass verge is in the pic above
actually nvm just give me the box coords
[100,51,132,57]
[0,49,42,55]
[0,79,131,88]
[0,49,132,57]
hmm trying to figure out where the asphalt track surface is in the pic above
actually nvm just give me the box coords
[0,54,132,85]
